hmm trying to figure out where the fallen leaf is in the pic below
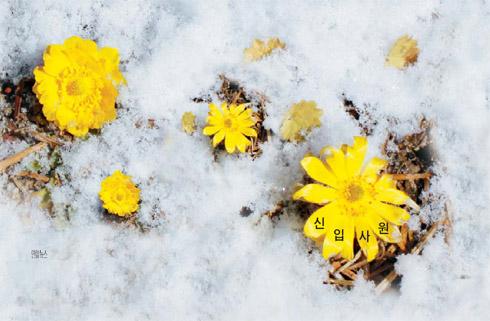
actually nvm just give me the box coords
[280,100,323,142]
[244,37,285,62]
[181,112,197,135]
[386,35,419,69]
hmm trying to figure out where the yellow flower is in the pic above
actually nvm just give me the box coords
[293,137,418,262]
[203,102,257,153]
[385,35,419,69]
[244,37,286,62]
[33,36,126,137]
[99,170,140,216]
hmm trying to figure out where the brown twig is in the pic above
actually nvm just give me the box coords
[392,173,432,180]
[375,213,443,294]
[30,131,63,146]
[374,270,398,295]
[411,220,440,255]
[327,278,354,286]
[16,171,50,183]
[13,79,24,120]
[0,142,47,172]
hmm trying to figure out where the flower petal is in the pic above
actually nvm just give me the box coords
[231,103,246,116]
[212,130,225,147]
[322,213,355,260]
[356,217,379,262]
[300,156,338,188]
[375,187,409,205]
[345,136,367,177]
[366,214,402,243]
[207,113,223,126]
[221,102,229,115]
[236,134,251,153]
[323,147,348,179]
[237,109,253,121]
[304,202,337,240]
[369,201,410,225]
[375,173,397,190]
[224,132,237,153]
[293,184,337,205]
[321,211,352,260]
[240,127,257,137]
[362,157,388,183]
[203,126,221,136]
[209,103,221,117]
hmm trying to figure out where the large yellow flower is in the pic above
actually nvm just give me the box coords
[99,170,140,217]
[203,102,257,153]
[293,137,418,262]
[33,36,126,137]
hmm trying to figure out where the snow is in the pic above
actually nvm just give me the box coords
[1,1,490,320]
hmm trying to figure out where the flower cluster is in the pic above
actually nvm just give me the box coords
[33,36,125,137]
[29,35,422,268]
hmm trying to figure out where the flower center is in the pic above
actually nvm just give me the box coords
[344,183,364,202]
[223,118,233,128]
[66,79,84,96]
[64,74,95,97]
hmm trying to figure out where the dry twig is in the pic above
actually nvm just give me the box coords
[16,171,50,183]
[0,142,47,172]
[392,173,432,180]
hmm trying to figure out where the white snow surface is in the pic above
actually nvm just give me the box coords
[1,1,489,320]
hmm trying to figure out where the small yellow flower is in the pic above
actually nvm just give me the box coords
[293,137,418,262]
[386,35,419,69]
[33,36,126,137]
[203,102,257,153]
[244,37,286,62]
[99,170,140,216]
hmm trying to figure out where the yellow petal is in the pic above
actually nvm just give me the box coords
[321,213,355,260]
[236,134,251,153]
[324,147,347,179]
[321,211,350,260]
[209,103,221,116]
[224,132,237,153]
[64,36,98,53]
[345,136,367,176]
[300,156,338,188]
[42,45,71,76]
[366,214,402,243]
[362,157,388,183]
[240,127,257,137]
[375,174,397,189]
[221,102,229,115]
[232,104,246,116]
[203,126,221,136]
[375,187,409,205]
[293,184,337,205]
[212,130,226,147]
[237,109,253,121]
[207,115,223,126]
[304,202,336,240]
[369,201,410,225]
[355,217,379,262]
